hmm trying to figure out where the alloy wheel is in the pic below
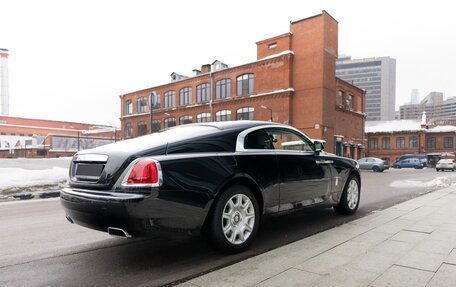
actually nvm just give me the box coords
[346,179,359,210]
[221,194,255,245]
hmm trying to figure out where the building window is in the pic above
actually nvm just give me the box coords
[427,137,436,149]
[137,121,148,136]
[396,137,405,149]
[124,124,133,138]
[179,115,193,125]
[164,118,176,128]
[338,90,345,106]
[236,74,254,96]
[409,136,418,148]
[382,137,390,149]
[197,113,211,123]
[237,107,254,120]
[164,91,176,108]
[268,42,277,49]
[179,87,192,106]
[125,100,133,115]
[348,95,354,109]
[197,83,211,103]
[216,78,231,100]
[444,137,454,148]
[137,97,148,113]
[11,133,16,136]
[0,132,5,135]
[369,138,378,150]
[150,93,161,110]
[151,120,160,132]
[216,110,232,121]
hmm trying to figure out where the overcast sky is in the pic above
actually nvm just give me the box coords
[1,0,455,126]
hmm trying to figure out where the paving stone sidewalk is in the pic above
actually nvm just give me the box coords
[182,185,456,287]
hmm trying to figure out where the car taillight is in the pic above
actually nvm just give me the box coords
[123,159,162,187]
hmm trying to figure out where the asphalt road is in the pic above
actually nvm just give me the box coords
[1,168,455,287]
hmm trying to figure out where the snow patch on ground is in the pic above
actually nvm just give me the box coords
[390,176,452,189]
[0,167,68,191]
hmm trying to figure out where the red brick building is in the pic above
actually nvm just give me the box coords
[119,11,366,158]
[0,115,119,158]
[365,119,456,165]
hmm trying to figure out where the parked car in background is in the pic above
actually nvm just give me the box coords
[436,159,456,171]
[395,154,427,167]
[392,158,424,169]
[60,121,361,253]
[357,157,389,172]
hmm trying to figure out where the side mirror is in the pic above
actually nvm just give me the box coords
[313,141,324,153]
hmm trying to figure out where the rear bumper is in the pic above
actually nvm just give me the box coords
[60,187,205,236]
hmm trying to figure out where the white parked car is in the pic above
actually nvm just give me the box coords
[436,159,456,172]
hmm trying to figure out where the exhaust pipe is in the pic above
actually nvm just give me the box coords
[107,227,132,238]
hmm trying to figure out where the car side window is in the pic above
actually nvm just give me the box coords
[264,128,313,152]
[244,129,274,150]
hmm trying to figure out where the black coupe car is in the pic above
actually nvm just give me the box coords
[61,121,361,253]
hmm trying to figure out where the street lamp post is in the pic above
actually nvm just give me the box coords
[149,92,157,134]
[261,105,273,122]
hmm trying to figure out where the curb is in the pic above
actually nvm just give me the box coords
[10,190,61,201]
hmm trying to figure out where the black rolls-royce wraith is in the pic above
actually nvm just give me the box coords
[60,121,361,253]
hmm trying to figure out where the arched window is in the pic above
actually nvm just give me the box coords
[164,91,176,108]
[197,83,211,103]
[137,97,148,113]
[236,74,254,96]
[125,100,133,115]
[151,120,160,132]
[179,115,193,125]
[179,87,192,106]
[124,123,133,138]
[150,92,161,110]
[215,78,231,100]
[137,121,148,136]
[197,113,211,123]
[216,110,232,122]
[164,118,177,128]
[237,107,254,120]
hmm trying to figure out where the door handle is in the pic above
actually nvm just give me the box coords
[316,160,333,165]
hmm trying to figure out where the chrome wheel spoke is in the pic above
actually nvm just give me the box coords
[346,179,359,209]
[222,193,256,245]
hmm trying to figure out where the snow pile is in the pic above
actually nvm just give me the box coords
[0,167,68,191]
[389,176,452,189]
[365,120,421,133]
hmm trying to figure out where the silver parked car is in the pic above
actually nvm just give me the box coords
[436,159,456,172]
[357,157,389,172]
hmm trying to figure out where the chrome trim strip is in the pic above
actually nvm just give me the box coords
[74,154,109,163]
[61,188,145,202]
[121,159,163,188]
[236,124,314,152]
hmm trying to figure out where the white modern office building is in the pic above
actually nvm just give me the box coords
[336,55,396,121]
[400,91,456,120]
[0,48,9,115]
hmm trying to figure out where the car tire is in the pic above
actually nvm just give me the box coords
[372,166,380,172]
[334,175,360,216]
[208,185,260,254]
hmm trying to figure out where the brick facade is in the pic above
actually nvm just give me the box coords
[0,115,119,158]
[119,11,366,158]
[366,121,456,165]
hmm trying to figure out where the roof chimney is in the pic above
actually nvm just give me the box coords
[421,111,427,129]
[0,48,10,115]
[192,69,201,76]
[201,64,211,74]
